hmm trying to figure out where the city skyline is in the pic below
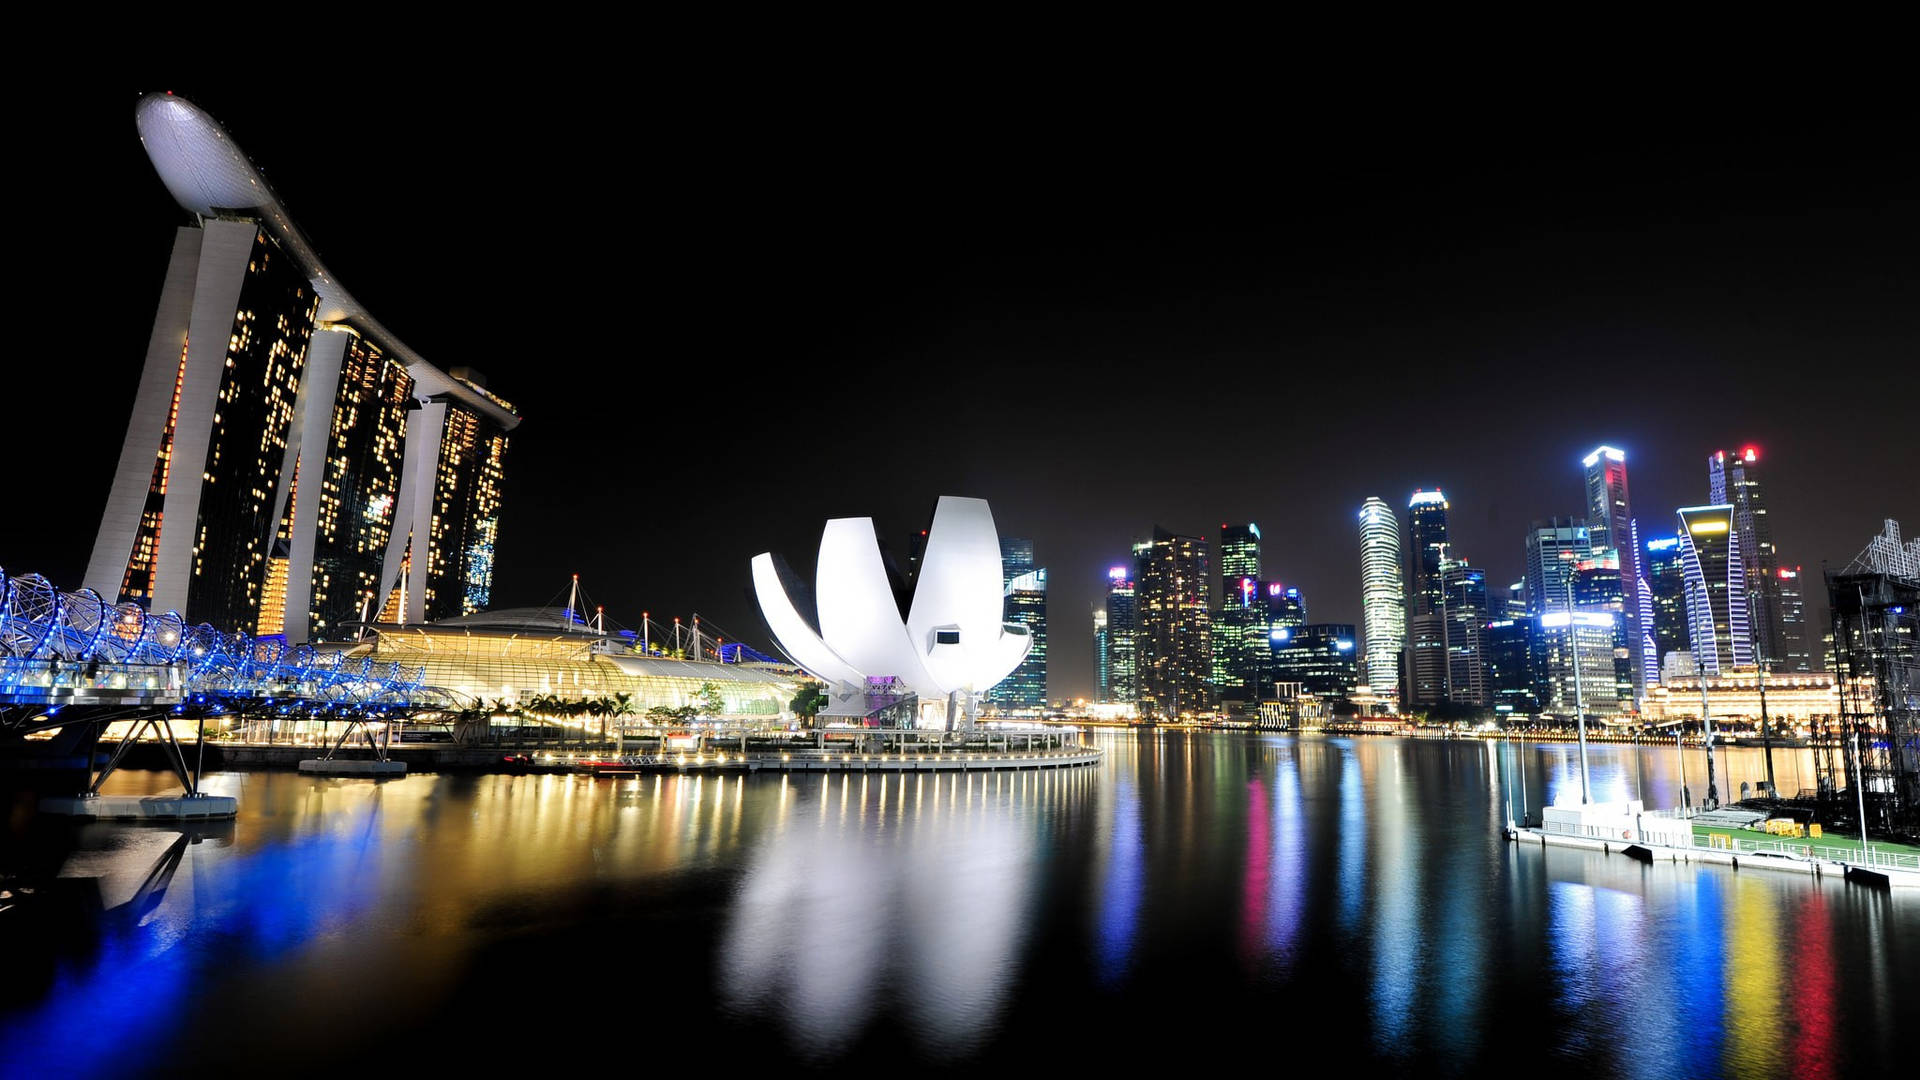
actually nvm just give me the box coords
[2,87,1916,703]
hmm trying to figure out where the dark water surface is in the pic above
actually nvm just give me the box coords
[2,732,1912,1077]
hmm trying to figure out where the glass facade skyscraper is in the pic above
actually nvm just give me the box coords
[1442,561,1489,706]
[1406,489,1450,616]
[988,539,1047,710]
[1269,624,1359,696]
[1582,445,1644,703]
[1644,533,1689,679]
[1213,523,1266,701]
[1677,504,1752,675]
[1483,618,1538,715]
[1709,447,1802,672]
[1533,611,1623,716]
[1137,528,1212,718]
[1106,565,1137,703]
[1524,518,1591,615]
[1093,609,1110,701]
[1357,497,1405,694]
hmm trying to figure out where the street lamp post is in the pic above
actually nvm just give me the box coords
[1564,573,1591,805]
[1750,582,1777,801]
[1686,577,1720,809]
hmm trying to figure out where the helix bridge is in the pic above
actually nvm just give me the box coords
[1,567,475,803]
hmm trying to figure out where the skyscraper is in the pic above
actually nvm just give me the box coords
[1406,489,1450,616]
[1677,504,1752,675]
[1442,560,1490,706]
[1524,518,1591,615]
[1106,565,1137,703]
[1775,566,1813,672]
[1000,537,1036,581]
[1136,527,1212,718]
[1212,523,1266,701]
[1583,446,1632,554]
[1582,445,1644,702]
[1357,497,1405,693]
[1483,618,1538,715]
[1503,580,1529,620]
[1269,624,1359,696]
[1093,608,1110,701]
[1220,524,1261,592]
[1710,447,1801,672]
[86,93,519,641]
[1643,533,1689,683]
[988,541,1047,710]
[1534,611,1623,717]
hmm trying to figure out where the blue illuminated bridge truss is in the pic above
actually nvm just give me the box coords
[1,567,479,794]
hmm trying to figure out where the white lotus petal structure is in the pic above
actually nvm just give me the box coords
[751,496,1030,700]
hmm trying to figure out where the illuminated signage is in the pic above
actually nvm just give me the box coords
[1540,611,1616,629]
[1687,520,1729,534]
[1107,566,1128,581]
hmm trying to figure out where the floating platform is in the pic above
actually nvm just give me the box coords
[38,794,238,820]
[1508,825,1920,888]
[298,759,407,777]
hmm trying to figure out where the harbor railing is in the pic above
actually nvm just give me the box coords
[1691,833,1919,871]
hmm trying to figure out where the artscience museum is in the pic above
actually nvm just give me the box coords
[752,497,1031,728]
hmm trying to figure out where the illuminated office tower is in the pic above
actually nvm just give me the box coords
[1502,580,1528,620]
[1406,489,1450,616]
[1000,537,1036,580]
[1263,582,1307,631]
[1582,445,1644,700]
[1571,549,1633,706]
[87,93,519,641]
[1269,624,1359,696]
[1774,567,1812,672]
[1093,609,1110,701]
[1524,518,1591,615]
[1677,504,1752,675]
[1643,533,1689,683]
[1709,446,1800,671]
[1357,497,1406,693]
[1212,523,1265,700]
[1220,523,1261,592]
[1441,560,1489,706]
[1106,566,1137,702]
[988,541,1047,710]
[1136,528,1213,718]
[1483,618,1538,715]
[1534,611,1623,716]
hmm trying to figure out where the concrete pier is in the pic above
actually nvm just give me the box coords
[298,759,407,777]
[38,794,239,820]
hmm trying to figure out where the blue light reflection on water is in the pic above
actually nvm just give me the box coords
[1095,766,1143,986]
[1,792,393,1078]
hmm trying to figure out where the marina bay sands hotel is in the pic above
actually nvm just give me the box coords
[86,92,520,643]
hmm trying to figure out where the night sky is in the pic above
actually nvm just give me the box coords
[6,86,1916,700]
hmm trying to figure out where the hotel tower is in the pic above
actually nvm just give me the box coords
[85,93,520,642]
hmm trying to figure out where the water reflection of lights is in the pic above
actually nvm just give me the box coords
[718,770,1045,1059]
[1368,741,1417,1059]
